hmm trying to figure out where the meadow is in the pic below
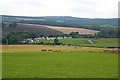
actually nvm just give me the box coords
[2,45,118,78]
[41,38,118,47]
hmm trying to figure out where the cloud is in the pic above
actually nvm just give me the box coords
[0,0,119,18]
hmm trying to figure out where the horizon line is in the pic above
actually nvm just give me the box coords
[1,14,118,19]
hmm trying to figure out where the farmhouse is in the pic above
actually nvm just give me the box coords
[20,36,72,43]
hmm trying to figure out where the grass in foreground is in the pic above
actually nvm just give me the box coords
[3,51,118,78]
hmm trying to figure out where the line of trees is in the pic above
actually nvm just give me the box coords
[2,31,42,44]
[2,22,17,28]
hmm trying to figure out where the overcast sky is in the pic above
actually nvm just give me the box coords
[0,0,119,18]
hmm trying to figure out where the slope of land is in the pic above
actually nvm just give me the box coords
[3,23,100,35]
[2,23,63,36]
[46,26,100,35]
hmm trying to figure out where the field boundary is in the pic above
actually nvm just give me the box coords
[1,78,119,80]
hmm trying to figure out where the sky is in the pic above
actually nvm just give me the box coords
[0,0,119,18]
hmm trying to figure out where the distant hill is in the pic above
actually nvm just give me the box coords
[1,15,118,38]
[2,15,118,28]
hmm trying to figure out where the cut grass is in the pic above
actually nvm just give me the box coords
[2,45,118,78]
[3,51,118,78]
[2,45,105,52]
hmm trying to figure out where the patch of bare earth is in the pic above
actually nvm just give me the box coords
[46,26,100,35]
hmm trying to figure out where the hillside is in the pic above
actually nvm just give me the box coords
[2,15,118,38]
[2,23,63,36]
[3,23,100,36]
[46,26,100,35]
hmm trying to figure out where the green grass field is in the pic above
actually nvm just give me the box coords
[41,38,118,47]
[3,51,118,78]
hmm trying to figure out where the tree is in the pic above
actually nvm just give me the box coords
[9,22,17,28]
[54,37,59,45]
[12,22,17,28]
[69,32,80,38]
[21,20,24,23]
[2,22,6,28]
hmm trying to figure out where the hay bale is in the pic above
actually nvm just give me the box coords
[41,49,47,51]
[103,48,120,54]
[53,50,61,52]
[75,47,77,49]
[48,49,53,51]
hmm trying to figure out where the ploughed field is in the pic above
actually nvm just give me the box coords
[46,26,100,35]
[2,45,118,78]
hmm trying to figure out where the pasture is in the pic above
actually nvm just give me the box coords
[41,38,118,47]
[2,45,118,78]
